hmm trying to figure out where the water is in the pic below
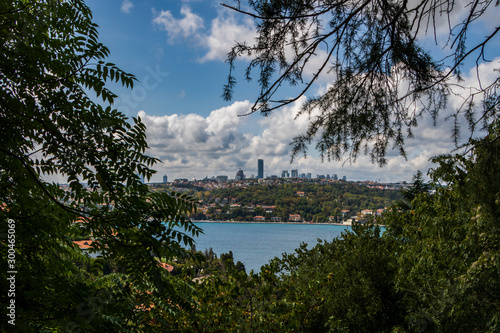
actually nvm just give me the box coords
[192,222,350,273]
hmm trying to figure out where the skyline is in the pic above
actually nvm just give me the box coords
[80,0,500,184]
[162,160,351,182]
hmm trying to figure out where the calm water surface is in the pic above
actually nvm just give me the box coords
[192,222,350,273]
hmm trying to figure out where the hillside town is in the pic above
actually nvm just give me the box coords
[147,176,405,224]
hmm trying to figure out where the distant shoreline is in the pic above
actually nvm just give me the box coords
[192,220,350,226]
[192,220,386,227]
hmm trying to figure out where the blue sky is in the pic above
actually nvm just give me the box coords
[85,0,500,183]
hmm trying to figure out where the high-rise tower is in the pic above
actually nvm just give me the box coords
[257,159,264,179]
[235,169,245,180]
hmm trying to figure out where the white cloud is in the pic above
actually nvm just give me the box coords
[140,95,446,183]
[120,0,134,14]
[152,5,205,43]
[138,101,252,178]
[139,97,408,182]
[199,16,256,62]
[151,5,256,61]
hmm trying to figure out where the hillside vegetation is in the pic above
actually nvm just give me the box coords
[190,181,402,222]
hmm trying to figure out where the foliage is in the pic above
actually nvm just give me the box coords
[395,170,432,210]
[250,224,404,332]
[199,181,401,221]
[0,0,200,330]
[223,0,499,164]
[384,121,500,332]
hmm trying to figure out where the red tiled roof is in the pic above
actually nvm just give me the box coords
[158,261,174,272]
[73,240,94,250]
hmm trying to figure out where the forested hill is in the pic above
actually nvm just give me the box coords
[186,181,402,222]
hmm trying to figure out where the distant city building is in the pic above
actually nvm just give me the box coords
[235,169,245,180]
[163,175,168,183]
[317,174,325,179]
[333,174,338,180]
[257,159,264,179]
[216,175,228,182]
[291,169,298,178]
[299,173,306,178]
[282,170,290,178]
[326,174,331,180]
[307,173,312,179]
[342,175,347,181]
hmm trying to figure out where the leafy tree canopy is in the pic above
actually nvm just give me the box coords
[0,0,200,330]
[223,0,499,164]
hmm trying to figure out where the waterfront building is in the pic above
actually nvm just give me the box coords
[253,216,266,222]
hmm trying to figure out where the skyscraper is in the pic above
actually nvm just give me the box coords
[235,169,245,180]
[257,159,264,179]
[163,175,168,183]
[291,169,298,178]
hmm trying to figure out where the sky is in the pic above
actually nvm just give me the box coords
[85,0,500,183]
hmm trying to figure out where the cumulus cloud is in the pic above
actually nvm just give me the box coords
[151,5,256,61]
[241,97,311,156]
[139,101,252,178]
[152,5,205,43]
[199,16,256,62]
[140,94,436,182]
[120,0,134,14]
[141,96,450,182]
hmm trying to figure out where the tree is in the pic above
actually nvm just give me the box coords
[0,0,200,330]
[222,0,499,164]
[396,169,431,210]
[383,121,500,331]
